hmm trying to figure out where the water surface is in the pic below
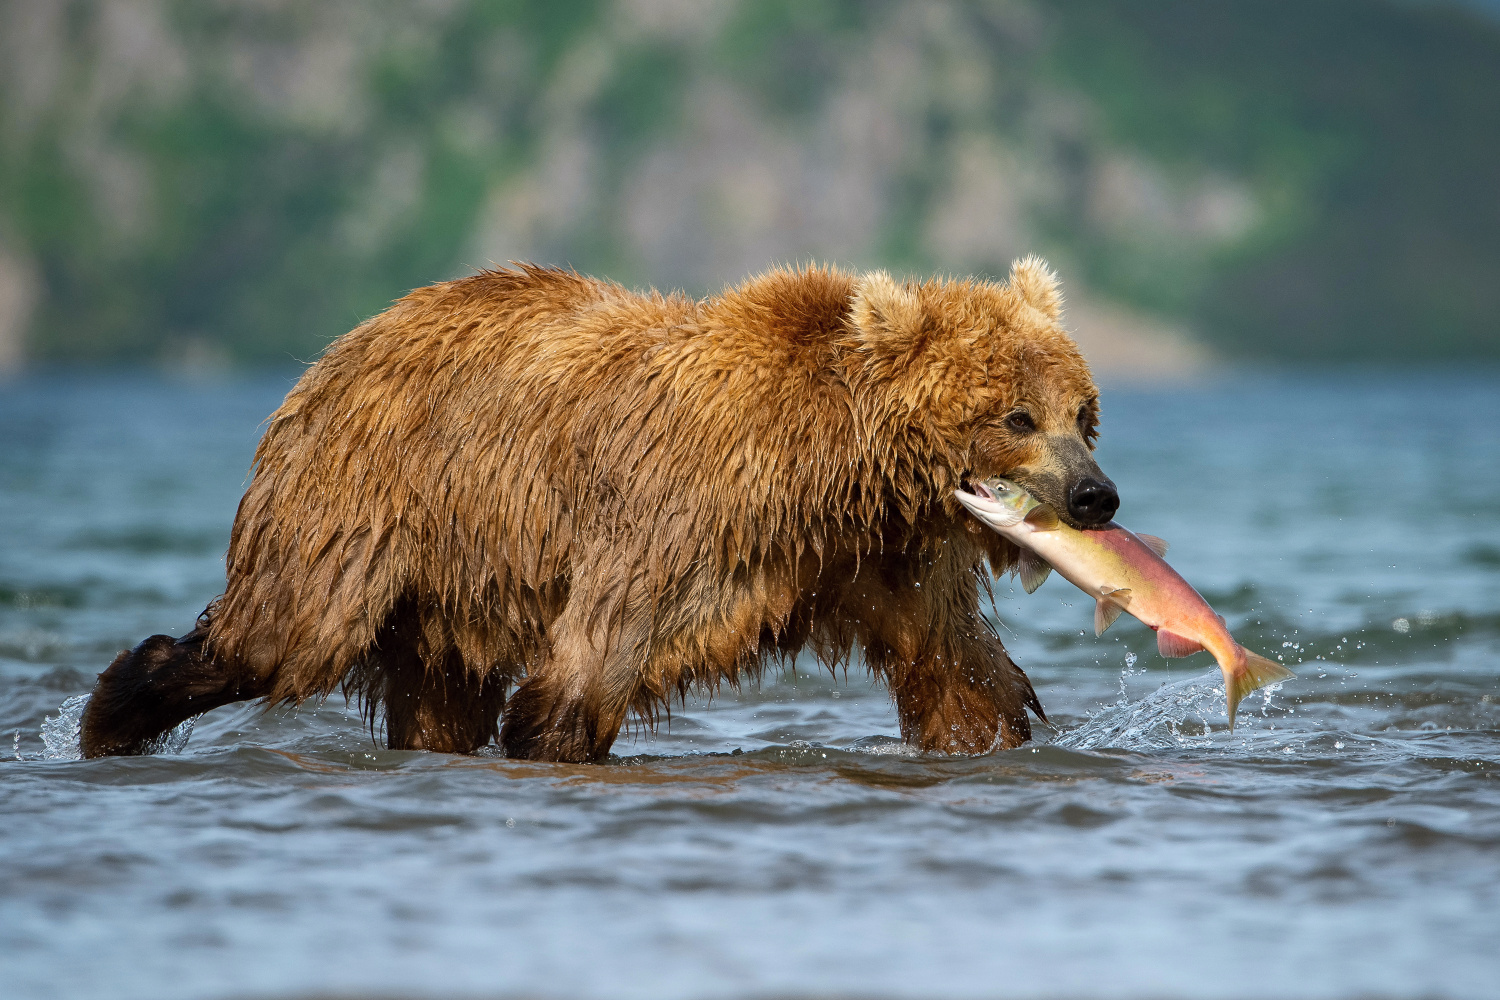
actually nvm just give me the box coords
[2,370,1498,999]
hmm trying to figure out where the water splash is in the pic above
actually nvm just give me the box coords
[38,695,196,760]
[150,717,196,754]
[40,695,88,760]
[1055,669,1280,752]
[842,735,922,756]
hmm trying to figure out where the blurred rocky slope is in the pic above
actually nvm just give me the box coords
[1,0,1496,371]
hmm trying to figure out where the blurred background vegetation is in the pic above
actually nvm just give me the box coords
[0,0,1496,373]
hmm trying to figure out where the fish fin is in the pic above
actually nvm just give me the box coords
[1156,629,1204,659]
[1093,590,1131,636]
[1217,613,1227,627]
[1226,649,1296,730]
[1016,548,1052,594]
[1024,504,1061,530]
[1136,533,1170,558]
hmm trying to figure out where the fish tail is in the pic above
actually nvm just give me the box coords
[1225,647,1296,730]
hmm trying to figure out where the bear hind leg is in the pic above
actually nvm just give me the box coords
[350,598,510,754]
[378,646,508,754]
[80,610,273,758]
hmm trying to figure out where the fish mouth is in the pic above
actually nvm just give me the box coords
[971,472,1099,531]
[954,476,1027,531]
[959,477,998,502]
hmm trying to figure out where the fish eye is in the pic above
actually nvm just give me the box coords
[1005,411,1036,433]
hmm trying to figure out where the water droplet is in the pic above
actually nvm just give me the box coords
[506,818,516,828]
[1124,652,1137,668]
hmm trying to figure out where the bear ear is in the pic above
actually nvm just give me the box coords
[1008,255,1063,321]
[849,270,925,355]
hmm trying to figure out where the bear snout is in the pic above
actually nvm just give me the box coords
[1067,476,1120,526]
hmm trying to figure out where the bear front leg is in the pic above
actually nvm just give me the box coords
[499,672,625,763]
[499,575,647,764]
[885,625,1038,753]
[858,577,1043,754]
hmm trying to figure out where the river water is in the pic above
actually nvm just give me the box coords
[1,369,1497,1000]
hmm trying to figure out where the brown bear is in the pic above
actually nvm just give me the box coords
[80,257,1117,762]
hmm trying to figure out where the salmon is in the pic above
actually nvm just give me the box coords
[956,478,1293,728]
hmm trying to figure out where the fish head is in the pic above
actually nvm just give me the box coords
[963,357,1118,531]
[953,476,1035,531]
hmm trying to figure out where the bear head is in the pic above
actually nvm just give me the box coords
[845,256,1117,530]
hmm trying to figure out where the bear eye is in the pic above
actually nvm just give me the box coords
[1005,411,1036,433]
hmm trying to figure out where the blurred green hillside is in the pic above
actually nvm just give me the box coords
[0,0,1496,368]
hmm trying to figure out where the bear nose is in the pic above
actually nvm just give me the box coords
[1068,477,1119,526]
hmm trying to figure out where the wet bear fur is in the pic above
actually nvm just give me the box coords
[82,258,1107,762]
